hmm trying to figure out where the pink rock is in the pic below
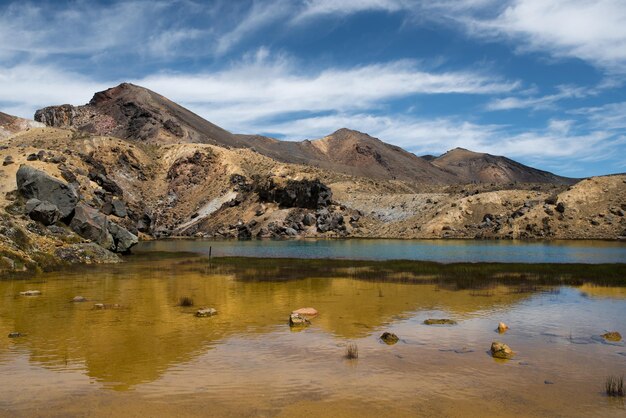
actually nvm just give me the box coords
[292,307,318,317]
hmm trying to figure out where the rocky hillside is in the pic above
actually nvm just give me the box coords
[0,112,44,138]
[0,83,623,276]
[432,148,576,185]
[34,83,574,185]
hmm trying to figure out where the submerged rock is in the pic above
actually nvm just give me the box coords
[380,332,399,345]
[72,296,87,303]
[424,318,457,325]
[289,313,310,327]
[497,322,509,333]
[491,341,514,359]
[196,307,217,317]
[602,331,622,342]
[8,332,23,338]
[20,290,41,296]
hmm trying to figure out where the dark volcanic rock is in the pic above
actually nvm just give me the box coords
[69,203,137,253]
[70,203,115,250]
[108,222,138,253]
[256,178,332,209]
[28,201,61,226]
[16,165,78,219]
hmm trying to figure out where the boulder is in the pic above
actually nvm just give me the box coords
[196,307,217,317]
[497,322,509,333]
[256,178,332,209]
[70,203,137,253]
[556,202,566,213]
[108,222,138,253]
[292,307,318,317]
[70,203,115,250]
[3,156,14,166]
[490,341,514,359]
[424,318,457,325]
[289,313,310,327]
[303,212,316,226]
[110,200,127,218]
[16,165,78,219]
[380,332,399,345]
[28,201,61,226]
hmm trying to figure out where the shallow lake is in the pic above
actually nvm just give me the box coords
[0,250,625,417]
[138,238,626,264]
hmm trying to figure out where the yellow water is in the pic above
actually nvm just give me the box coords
[0,255,625,417]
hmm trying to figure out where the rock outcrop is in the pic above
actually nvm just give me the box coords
[255,178,332,209]
[69,203,138,253]
[16,165,78,219]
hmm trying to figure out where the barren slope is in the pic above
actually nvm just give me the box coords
[433,148,576,184]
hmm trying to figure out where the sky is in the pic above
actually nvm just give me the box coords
[1,0,625,177]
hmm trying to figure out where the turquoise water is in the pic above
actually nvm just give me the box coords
[136,239,626,264]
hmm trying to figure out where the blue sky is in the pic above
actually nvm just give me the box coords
[1,0,625,176]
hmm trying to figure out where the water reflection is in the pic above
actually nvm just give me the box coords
[0,254,625,417]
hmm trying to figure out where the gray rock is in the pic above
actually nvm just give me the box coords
[303,212,316,226]
[285,227,298,236]
[25,198,42,213]
[72,296,87,302]
[28,201,61,226]
[111,200,127,218]
[16,165,78,219]
[108,222,138,253]
[70,203,115,250]
[3,156,14,166]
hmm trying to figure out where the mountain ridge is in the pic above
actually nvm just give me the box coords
[32,82,575,185]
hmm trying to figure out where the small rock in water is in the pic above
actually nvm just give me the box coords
[19,290,41,296]
[454,347,474,354]
[424,318,457,325]
[289,313,310,327]
[497,322,509,333]
[490,341,514,359]
[380,332,399,345]
[601,331,622,342]
[93,303,122,310]
[72,296,87,303]
[196,307,217,317]
[8,332,23,338]
[292,307,318,317]
[544,380,554,385]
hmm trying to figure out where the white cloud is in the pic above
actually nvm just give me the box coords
[455,0,626,71]
[133,53,517,131]
[294,0,411,21]
[486,85,588,110]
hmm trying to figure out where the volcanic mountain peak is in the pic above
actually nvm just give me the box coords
[433,147,576,184]
[32,82,575,185]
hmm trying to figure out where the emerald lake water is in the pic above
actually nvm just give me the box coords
[137,239,626,264]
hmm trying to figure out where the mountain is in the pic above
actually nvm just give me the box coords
[34,83,574,185]
[0,111,44,138]
[432,148,576,185]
